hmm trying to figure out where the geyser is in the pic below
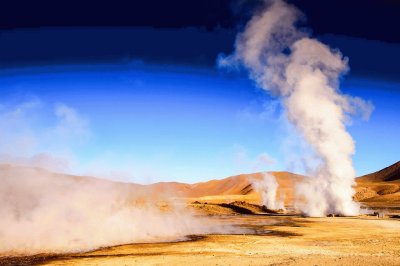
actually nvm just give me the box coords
[252,173,285,211]
[220,0,372,216]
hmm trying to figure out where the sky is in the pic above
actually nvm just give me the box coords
[0,0,399,183]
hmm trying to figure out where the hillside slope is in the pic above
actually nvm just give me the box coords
[357,161,400,182]
[1,161,399,207]
[355,161,400,206]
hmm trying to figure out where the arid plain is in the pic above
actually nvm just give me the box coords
[1,161,399,265]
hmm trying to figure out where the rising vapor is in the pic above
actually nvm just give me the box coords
[0,101,228,255]
[252,172,285,211]
[220,0,373,216]
[0,165,218,254]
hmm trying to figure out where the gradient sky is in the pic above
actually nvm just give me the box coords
[0,0,399,183]
[0,63,398,183]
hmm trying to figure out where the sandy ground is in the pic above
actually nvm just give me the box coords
[3,214,399,266]
[1,164,399,265]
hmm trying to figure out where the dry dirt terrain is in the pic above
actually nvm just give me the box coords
[0,162,399,265]
[2,215,399,266]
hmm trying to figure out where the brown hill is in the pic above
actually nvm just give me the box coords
[357,161,400,182]
[354,161,400,207]
[1,161,399,208]
[182,171,304,206]
[0,164,304,206]
[187,171,304,197]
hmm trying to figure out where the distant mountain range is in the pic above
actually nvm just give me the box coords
[1,161,399,207]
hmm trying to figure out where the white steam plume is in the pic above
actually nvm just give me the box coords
[252,172,285,211]
[0,100,231,255]
[220,0,373,216]
[0,165,221,255]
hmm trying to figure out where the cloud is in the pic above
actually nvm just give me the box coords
[255,153,276,167]
[237,99,282,122]
[232,144,276,173]
[79,151,167,183]
[0,98,90,172]
[0,153,70,172]
[53,103,90,140]
[347,96,374,121]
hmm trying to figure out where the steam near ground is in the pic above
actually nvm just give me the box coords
[252,173,285,211]
[220,0,373,217]
[0,94,232,254]
[0,166,235,255]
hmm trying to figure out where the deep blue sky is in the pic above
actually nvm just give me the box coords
[0,63,398,182]
[0,0,399,182]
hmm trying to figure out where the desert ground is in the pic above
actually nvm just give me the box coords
[2,214,399,266]
[1,161,399,265]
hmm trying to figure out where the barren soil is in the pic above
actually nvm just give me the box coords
[2,212,399,266]
[1,162,399,265]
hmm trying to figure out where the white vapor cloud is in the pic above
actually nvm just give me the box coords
[220,0,374,216]
[233,144,276,173]
[0,98,233,255]
[53,103,90,143]
[0,99,89,172]
[252,172,285,211]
